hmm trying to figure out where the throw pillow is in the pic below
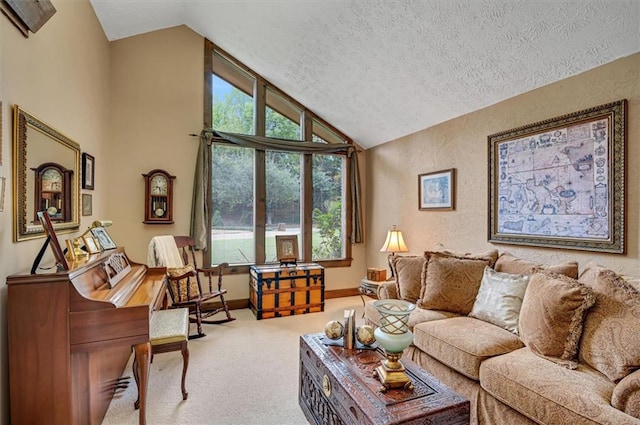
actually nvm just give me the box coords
[469,267,530,334]
[579,269,640,382]
[519,272,596,368]
[167,264,200,303]
[418,252,491,314]
[391,255,425,303]
[495,252,578,279]
[431,248,499,268]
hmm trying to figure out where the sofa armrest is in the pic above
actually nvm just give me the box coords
[377,280,399,299]
[612,369,640,419]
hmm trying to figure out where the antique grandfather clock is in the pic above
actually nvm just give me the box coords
[32,162,73,223]
[142,169,175,224]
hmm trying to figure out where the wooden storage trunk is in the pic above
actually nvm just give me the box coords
[249,263,325,320]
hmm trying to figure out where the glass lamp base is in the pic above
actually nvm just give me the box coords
[373,356,414,392]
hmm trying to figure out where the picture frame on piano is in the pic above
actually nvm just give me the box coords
[91,226,116,250]
[35,210,69,271]
[83,235,100,254]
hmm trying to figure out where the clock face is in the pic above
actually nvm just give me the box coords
[150,174,168,195]
[42,168,62,192]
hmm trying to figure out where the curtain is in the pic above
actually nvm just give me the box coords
[190,129,364,249]
[190,134,210,250]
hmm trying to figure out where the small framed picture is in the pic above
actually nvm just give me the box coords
[82,193,92,216]
[419,168,455,211]
[37,211,69,271]
[0,176,5,212]
[83,235,101,254]
[82,152,95,190]
[276,235,298,264]
[91,226,116,250]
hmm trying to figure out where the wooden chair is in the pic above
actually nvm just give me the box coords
[165,236,235,338]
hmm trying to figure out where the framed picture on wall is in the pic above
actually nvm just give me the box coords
[488,99,627,253]
[82,153,94,190]
[82,193,92,216]
[418,169,455,210]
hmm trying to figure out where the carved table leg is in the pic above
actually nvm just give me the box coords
[133,342,151,425]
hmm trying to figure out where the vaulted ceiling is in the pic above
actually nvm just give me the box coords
[90,0,640,149]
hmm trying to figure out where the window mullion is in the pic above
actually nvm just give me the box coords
[301,111,313,262]
[254,78,267,263]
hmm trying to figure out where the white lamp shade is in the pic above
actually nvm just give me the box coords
[379,226,409,253]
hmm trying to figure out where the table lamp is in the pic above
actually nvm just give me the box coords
[379,225,409,279]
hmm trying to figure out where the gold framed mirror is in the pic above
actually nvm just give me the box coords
[13,105,80,241]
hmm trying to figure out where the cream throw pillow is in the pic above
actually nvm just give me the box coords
[519,272,595,368]
[469,267,530,334]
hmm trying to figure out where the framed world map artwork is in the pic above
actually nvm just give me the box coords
[488,99,627,253]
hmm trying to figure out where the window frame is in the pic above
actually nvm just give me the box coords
[204,40,353,273]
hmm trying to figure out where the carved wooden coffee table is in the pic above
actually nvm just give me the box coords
[299,333,469,425]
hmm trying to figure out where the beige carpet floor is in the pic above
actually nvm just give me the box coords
[102,295,368,425]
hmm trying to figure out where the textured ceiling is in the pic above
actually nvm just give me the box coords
[89,0,640,149]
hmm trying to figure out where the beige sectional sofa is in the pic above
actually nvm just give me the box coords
[364,250,640,425]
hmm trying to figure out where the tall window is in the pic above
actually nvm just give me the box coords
[208,43,352,268]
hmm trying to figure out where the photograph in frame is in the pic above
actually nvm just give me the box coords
[82,152,94,190]
[82,193,92,216]
[91,226,116,250]
[37,210,69,271]
[276,235,298,264]
[488,99,626,253]
[83,235,101,254]
[418,168,455,210]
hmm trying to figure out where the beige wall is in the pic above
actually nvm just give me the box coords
[0,1,111,423]
[366,53,640,277]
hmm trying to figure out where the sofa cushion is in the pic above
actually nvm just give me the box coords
[469,267,530,334]
[480,347,636,425]
[518,272,596,368]
[494,252,579,279]
[364,300,458,330]
[413,316,523,380]
[612,369,640,419]
[579,267,640,382]
[418,252,491,314]
[391,255,424,303]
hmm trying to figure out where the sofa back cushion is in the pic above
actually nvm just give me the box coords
[391,255,425,303]
[469,267,530,334]
[435,248,499,268]
[495,252,578,279]
[418,252,492,315]
[519,272,595,368]
[579,266,640,382]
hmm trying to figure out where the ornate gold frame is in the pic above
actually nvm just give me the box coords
[488,99,626,253]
